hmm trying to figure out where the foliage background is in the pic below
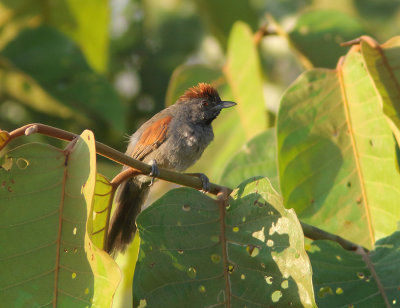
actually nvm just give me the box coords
[1,0,399,307]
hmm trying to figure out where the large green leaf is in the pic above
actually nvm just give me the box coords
[225,21,270,138]
[1,26,124,131]
[360,36,400,145]
[0,131,119,307]
[277,47,400,249]
[0,0,109,72]
[220,129,280,192]
[308,231,400,307]
[133,178,316,307]
[288,10,365,68]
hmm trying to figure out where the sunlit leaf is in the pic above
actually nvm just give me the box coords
[0,0,109,72]
[225,21,270,138]
[308,231,400,307]
[1,26,124,131]
[133,178,316,307]
[90,173,115,250]
[277,47,400,249]
[360,36,400,145]
[0,130,119,307]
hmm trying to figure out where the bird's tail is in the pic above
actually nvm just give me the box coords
[106,178,150,255]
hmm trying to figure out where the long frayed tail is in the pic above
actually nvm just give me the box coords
[106,178,150,255]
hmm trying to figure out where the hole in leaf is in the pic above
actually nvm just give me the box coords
[336,255,342,261]
[16,158,29,169]
[232,226,239,232]
[64,249,68,253]
[74,248,78,254]
[393,299,397,305]
[211,254,221,263]
[177,250,183,255]
[318,286,333,298]
[198,285,206,293]
[336,287,343,294]
[73,227,77,235]
[266,240,274,247]
[264,276,273,285]
[241,274,245,280]
[187,267,197,279]
[281,280,289,289]
[84,288,89,295]
[72,272,77,279]
[182,204,190,211]
[357,272,365,279]
[242,216,246,222]
[271,290,282,303]
[228,264,235,274]
[138,299,147,308]
[246,245,259,257]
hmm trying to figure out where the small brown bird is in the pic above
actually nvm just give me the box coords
[106,83,236,254]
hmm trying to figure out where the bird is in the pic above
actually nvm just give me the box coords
[106,82,236,255]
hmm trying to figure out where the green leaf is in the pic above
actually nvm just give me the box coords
[0,131,119,307]
[308,231,400,307]
[225,21,270,138]
[1,26,124,131]
[48,0,110,72]
[0,0,109,72]
[277,47,400,249]
[90,173,115,250]
[220,129,280,192]
[288,10,365,68]
[192,0,258,47]
[360,36,400,145]
[133,178,316,307]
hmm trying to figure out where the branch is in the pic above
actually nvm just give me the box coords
[1,123,369,252]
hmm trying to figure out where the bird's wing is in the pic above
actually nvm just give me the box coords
[130,115,172,161]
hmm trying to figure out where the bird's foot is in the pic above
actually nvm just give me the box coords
[149,159,159,186]
[186,172,210,193]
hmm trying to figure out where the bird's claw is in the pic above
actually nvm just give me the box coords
[149,160,159,186]
[186,172,210,193]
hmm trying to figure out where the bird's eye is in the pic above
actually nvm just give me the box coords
[201,100,208,107]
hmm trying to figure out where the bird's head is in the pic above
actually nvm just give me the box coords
[177,83,236,125]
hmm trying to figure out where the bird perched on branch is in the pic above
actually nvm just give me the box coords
[106,83,236,254]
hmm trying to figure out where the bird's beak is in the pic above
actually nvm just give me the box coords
[217,101,237,109]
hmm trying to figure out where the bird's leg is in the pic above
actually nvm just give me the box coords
[148,159,159,186]
[185,173,210,193]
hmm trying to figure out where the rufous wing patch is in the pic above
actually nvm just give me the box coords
[131,116,172,160]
